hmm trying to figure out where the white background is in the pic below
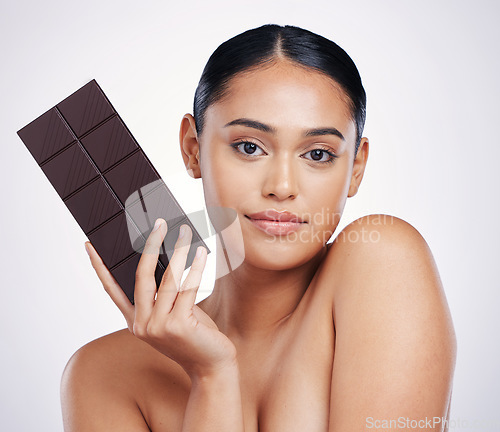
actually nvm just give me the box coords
[1,0,499,430]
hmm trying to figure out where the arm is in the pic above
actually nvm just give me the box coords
[328,215,457,431]
[83,219,245,432]
[182,363,245,432]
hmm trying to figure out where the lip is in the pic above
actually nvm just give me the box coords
[245,210,306,236]
[246,210,305,223]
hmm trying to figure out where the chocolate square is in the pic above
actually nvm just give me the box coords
[104,151,160,205]
[65,177,122,234]
[80,116,138,172]
[41,142,99,199]
[125,181,185,236]
[17,107,75,164]
[57,80,114,137]
[88,211,145,269]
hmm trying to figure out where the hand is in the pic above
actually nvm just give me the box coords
[85,218,237,380]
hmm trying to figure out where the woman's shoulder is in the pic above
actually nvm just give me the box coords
[330,213,427,250]
[61,328,184,389]
[319,213,450,314]
[63,328,144,376]
[61,329,187,430]
[61,329,152,403]
[323,213,434,278]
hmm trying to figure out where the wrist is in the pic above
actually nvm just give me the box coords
[188,358,240,385]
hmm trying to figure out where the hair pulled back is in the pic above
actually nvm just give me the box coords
[193,24,366,156]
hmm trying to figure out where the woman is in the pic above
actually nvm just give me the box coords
[61,24,456,431]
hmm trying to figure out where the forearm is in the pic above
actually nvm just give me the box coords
[181,363,245,432]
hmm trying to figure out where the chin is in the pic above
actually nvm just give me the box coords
[242,240,321,270]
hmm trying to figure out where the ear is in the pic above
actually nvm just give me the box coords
[179,113,201,179]
[348,137,369,197]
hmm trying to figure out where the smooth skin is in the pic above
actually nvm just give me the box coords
[61,58,456,431]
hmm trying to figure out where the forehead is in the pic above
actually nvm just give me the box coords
[204,61,356,143]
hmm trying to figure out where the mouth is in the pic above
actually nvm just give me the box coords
[244,210,306,235]
[245,210,306,223]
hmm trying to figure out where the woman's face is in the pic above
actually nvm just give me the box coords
[181,60,368,271]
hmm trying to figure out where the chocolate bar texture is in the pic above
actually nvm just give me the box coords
[17,80,209,304]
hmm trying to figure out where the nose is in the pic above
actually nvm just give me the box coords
[262,154,299,200]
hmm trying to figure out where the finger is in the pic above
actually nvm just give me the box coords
[150,223,192,317]
[171,246,207,317]
[160,223,193,293]
[134,218,168,329]
[85,241,135,326]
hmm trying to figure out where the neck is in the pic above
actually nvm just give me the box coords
[199,243,328,345]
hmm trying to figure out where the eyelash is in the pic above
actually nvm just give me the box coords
[230,140,339,165]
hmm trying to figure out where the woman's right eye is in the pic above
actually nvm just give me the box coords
[230,140,265,157]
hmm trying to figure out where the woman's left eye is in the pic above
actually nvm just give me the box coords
[303,148,338,164]
[230,141,265,157]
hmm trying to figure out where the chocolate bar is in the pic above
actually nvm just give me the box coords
[17,80,210,304]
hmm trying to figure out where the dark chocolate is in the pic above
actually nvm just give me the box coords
[41,142,99,199]
[17,108,75,164]
[56,80,114,137]
[104,150,160,205]
[17,79,210,304]
[80,116,138,171]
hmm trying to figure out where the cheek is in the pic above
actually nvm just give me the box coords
[301,167,350,206]
[302,166,351,228]
[200,150,250,207]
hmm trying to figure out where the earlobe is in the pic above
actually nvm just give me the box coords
[179,114,201,179]
[348,137,369,198]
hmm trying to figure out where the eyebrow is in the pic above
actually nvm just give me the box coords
[223,118,345,141]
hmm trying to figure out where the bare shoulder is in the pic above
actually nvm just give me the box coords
[324,213,453,320]
[61,328,146,388]
[329,213,428,254]
[61,328,132,390]
[60,329,149,431]
[320,214,457,427]
[61,329,187,431]
[324,213,439,288]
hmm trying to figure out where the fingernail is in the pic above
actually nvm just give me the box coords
[179,224,187,238]
[153,219,163,232]
[85,242,91,256]
[196,246,204,258]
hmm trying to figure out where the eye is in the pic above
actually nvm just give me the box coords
[230,140,266,157]
[303,148,338,164]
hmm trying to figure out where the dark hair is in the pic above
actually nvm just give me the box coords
[193,24,367,157]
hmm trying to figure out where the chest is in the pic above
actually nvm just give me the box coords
[248,303,335,432]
